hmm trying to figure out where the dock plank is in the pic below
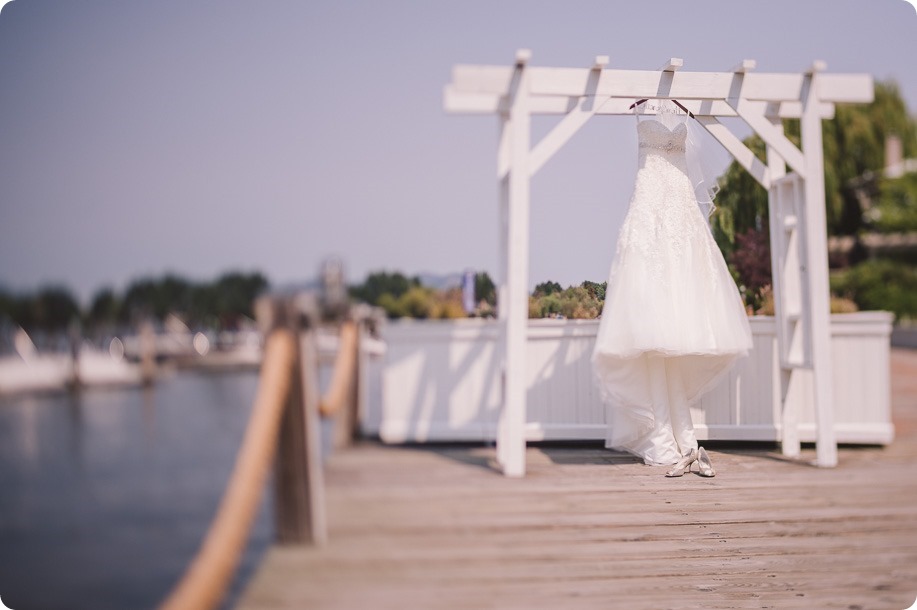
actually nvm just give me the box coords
[237,349,917,609]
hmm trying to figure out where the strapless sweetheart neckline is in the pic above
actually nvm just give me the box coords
[638,120,688,135]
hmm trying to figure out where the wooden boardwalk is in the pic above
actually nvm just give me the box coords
[238,349,917,609]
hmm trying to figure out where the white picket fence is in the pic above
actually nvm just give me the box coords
[363,312,894,446]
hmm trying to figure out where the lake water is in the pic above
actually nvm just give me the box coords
[0,369,272,610]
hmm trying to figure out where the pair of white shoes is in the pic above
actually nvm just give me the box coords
[665,446,715,478]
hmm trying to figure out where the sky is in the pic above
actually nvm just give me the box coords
[0,0,915,303]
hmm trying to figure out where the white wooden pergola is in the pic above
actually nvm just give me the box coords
[444,51,874,477]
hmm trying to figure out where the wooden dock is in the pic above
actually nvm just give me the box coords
[237,348,917,609]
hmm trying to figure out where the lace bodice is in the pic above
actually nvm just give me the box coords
[617,116,717,284]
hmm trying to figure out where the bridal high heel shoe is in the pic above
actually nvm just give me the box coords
[665,448,697,477]
[696,446,716,477]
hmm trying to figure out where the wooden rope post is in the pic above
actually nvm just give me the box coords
[139,318,156,385]
[270,294,327,545]
[340,320,361,450]
[259,290,367,543]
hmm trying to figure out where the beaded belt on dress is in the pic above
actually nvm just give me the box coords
[639,142,686,153]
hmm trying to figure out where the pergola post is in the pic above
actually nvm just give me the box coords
[800,64,838,467]
[496,50,532,477]
[765,117,803,459]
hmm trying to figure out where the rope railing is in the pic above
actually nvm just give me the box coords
[159,329,297,610]
[157,295,368,610]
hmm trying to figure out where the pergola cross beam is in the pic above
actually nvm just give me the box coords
[449,63,872,103]
[526,95,613,178]
[444,88,838,120]
[695,115,771,189]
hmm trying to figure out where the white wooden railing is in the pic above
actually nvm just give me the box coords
[367,312,894,446]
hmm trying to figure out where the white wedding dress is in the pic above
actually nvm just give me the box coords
[592,102,753,466]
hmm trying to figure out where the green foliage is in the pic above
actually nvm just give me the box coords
[580,280,607,302]
[376,285,466,320]
[376,293,401,318]
[729,227,772,311]
[211,271,269,323]
[433,289,468,319]
[396,286,434,319]
[87,287,121,329]
[122,274,192,322]
[713,80,917,255]
[350,271,604,320]
[872,173,917,232]
[0,286,81,332]
[1,271,268,334]
[0,288,14,323]
[830,259,917,321]
[710,135,769,256]
[117,271,267,327]
[528,283,603,319]
[349,271,419,306]
[32,287,81,332]
[353,270,495,319]
[533,280,562,297]
[475,272,496,306]
[801,80,916,236]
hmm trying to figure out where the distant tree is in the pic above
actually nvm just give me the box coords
[873,172,917,233]
[0,288,14,322]
[580,280,607,302]
[0,270,271,335]
[431,287,467,319]
[211,271,268,326]
[530,292,562,318]
[816,80,917,236]
[404,287,434,319]
[475,272,496,306]
[710,134,769,257]
[7,296,33,330]
[729,227,772,311]
[159,275,193,316]
[529,285,602,319]
[349,271,419,306]
[713,80,917,255]
[188,284,219,328]
[27,286,81,332]
[388,286,435,319]
[376,293,402,318]
[831,259,917,321]
[0,289,35,332]
[87,287,121,330]
[371,282,468,320]
[121,274,192,322]
[533,280,562,297]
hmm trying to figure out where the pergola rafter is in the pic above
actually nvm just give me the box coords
[445,52,874,477]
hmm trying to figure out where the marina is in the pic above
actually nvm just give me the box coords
[0,367,270,610]
[0,323,265,397]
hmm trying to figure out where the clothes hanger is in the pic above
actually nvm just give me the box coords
[628,98,695,119]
